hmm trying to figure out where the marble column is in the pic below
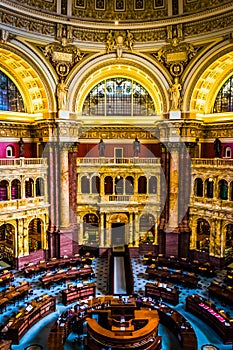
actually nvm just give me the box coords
[129,212,133,244]
[134,212,139,246]
[99,212,105,247]
[59,143,72,228]
[105,214,111,247]
[168,144,179,229]
[78,216,83,245]
[189,216,197,250]
[17,218,24,257]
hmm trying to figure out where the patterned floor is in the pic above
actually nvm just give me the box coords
[0,256,232,349]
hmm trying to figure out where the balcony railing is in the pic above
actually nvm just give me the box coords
[191,196,233,210]
[0,197,48,212]
[192,158,233,167]
[77,157,160,165]
[0,158,47,167]
[77,193,158,204]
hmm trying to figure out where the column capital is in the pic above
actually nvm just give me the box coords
[59,142,74,151]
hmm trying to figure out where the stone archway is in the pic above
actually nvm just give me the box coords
[110,213,128,247]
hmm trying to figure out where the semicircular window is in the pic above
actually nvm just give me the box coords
[82,78,156,116]
[213,75,233,113]
[0,71,25,112]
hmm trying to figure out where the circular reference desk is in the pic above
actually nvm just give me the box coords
[86,297,161,350]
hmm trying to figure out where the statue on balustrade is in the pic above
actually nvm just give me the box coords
[133,137,141,157]
[214,137,222,157]
[98,139,105,156]
[18,137,24,157]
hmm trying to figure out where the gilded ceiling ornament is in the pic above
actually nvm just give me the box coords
[42,41,84,79]
[1,29,9,43]
[105,30,134,57]
[154,25,197,78]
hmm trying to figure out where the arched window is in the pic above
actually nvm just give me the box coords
[125,176,134,195]
[83,214,99,245]
[104,176,113,195]
[0,180,8,201]
[224,146,232,158]
[138,176,147,194]
[213,75,233,113]
[82,78,156,116]
[226,224,233,248]
[196,218,210,252]
[115,176,123,195]
[91,176,100,194]
[0,71,25,112]
[28,218,42,252]
[194,178,203,197]
[149,176,157,194]
[11,179,21,199]
[230,181,233,201]
[6,145,14,158]
[81,176,90,194]
[205,178,214,198]
[25,178,34,198]
[36,178,44,196]
[139,214,155,243]
[219,179,228,200]
[0,223,14,260]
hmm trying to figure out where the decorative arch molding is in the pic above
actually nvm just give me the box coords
[68,53,170,116]
[182,42,233,115]
[0,41,56,114]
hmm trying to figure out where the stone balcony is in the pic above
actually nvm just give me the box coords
[0,158,47,167]
[192,158,233,168]
[77,157,161,166]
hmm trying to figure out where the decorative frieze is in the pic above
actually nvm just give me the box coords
[79,127,158,140]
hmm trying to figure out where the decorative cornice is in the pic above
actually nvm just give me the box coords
[0,2,232,41]
[0,0,232,30]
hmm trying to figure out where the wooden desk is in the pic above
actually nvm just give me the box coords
[186,294,233,344]
[41,267,94,288]
[2,295,56,344]
[61,283,96,305]
[0,340,11,350]
[208,282,233,306]
[4,282,30,304]
[146,267,199,288]
[153,256,216,277]
[86,308,161,350]
[145,282,180,305]
[0,271,14,285]
[142,300,197,350]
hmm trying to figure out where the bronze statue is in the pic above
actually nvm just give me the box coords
[133,137,140,157]
[98,139,105,156]
[214,138,222,157]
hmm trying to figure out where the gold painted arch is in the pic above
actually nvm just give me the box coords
[71,60,168,116]
[189,51,233,115]
[0,47,52,114]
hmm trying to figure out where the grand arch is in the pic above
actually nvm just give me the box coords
[0,42,57,115]
[68,53,171,116]
[182,42,233,115]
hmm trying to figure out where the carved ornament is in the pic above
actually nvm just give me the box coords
[42,40,84,79]
[154,26,197,77]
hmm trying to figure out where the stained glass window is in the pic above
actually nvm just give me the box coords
[82,78,156,116]
[0,71,25,112]
[213,75,233,113]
